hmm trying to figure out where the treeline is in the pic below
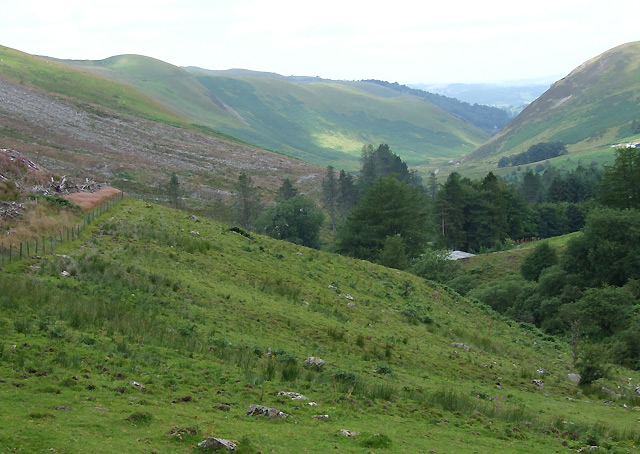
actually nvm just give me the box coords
[498,142,567,168]
[363,80,511,134]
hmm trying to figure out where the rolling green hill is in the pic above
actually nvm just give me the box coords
[465,41,640,168]
[0,46,186,127]
[61,54,489,170]
[1,198,640,453]
[62,54,247,132]
[188,72,490,169]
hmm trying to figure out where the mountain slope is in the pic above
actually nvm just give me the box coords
[0,46,185,126]
[63,54,247,131]
[0,53,324,214]
[190,72,489,169]
[467,41,640,165]
[1,198,639,453]
[59,53,489,170]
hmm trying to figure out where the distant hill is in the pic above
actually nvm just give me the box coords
[413,79,555,115]
[61,55,490,170]
[0,46,324,214]
[466,41,640,166]
[363,79,512,134]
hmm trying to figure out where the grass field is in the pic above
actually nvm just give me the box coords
[2,199,639,453]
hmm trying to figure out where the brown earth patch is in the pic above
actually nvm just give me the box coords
[63,187,122,210]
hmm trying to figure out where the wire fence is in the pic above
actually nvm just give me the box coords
[0,191,127,266]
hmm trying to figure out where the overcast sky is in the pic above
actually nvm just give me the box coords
[3,0,638,84]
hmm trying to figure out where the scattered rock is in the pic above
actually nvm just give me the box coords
[60,271,70,277]
[450,342,470,351]
[339,429,358,437]
[190,230,200,235]
[308,402,318,406]
[277,391,309,400]
[537,368,547,374]
[188,215,200,222]
[54,406,71,411]
[340,293,355,301]
[532,379,544,389]
[129,380,146,392]
[305,357,325,368]
[90,407,109,411]
[601,387,621,397]
[197,437,237,451]
[347,302,356,307]
[635,383,640,397]
[567,374,581,383]
[246,404,288,419]
[314,414,329,419]
[328,285,337,290]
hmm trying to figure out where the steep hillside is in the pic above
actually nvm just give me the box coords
[0,46,185,126]
[0,50,324,215]
[190,71,489,169]
[466,41,640,167]
[2,198,639,453]
[62,54,247,131]
[61,52,489,170]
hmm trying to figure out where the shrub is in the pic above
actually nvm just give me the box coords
[576,343,611,385]
[360,433,392,448]
[521,242,557,281]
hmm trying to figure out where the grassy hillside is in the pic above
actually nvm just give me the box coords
[57,52,489,171]
[192,74,489,169]
[64,55,246,131]
[457,41,640,176]
[0,46,185,127]
[2,198,640,453]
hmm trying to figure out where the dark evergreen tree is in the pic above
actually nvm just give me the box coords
[598,145,640,209]
[166,172,181,209]
[232,172,260,230]
[336,176,428,263]
[359,143,412,189]
[337,170,358,222]
[322,166,339,232]
[277,178,298,201]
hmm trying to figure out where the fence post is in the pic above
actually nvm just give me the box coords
[27,241,30,258]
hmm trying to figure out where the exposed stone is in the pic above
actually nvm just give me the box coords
[328,285,337,290]
[188,215,200,222]
[340,293,355,301]
[601,387,621,397]
[635,383,640,397]
[190,230,200,235]
[532,379,544,389]
[313,414,329,419]
[450,342,470,351]
[277,391,309,400]
[339,429,358,437]
[197,437,237,451]
[567,373,581,383]
[129,380,146,392]
[246,404,288,419]
[54,406,71,410]
[305,357,325,368]
[60,271,70,277]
